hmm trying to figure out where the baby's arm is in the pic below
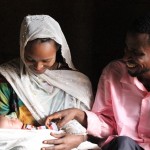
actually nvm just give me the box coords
[61,119,87,135]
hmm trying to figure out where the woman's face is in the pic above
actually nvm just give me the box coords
[24,40,57,74]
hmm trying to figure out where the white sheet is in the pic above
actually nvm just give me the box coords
[0,129,101,150]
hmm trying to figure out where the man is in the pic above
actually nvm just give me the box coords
[44,13,150,150]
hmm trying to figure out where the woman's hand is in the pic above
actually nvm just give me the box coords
[45,108,87,129]
[41,132,87,150]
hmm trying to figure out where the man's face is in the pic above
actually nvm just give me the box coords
[123,33,150,78]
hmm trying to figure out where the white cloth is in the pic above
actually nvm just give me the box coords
[0,129,101,150]
[0,129,55,150]
[20,15,74,69]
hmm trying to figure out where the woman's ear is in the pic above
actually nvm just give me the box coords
[56,44,61,51]
[54,41,61,51]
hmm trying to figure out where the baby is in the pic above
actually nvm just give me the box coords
[0,116,100,150]
[0,115,23,129]
[0,115,87,137]
[0,115,58,130]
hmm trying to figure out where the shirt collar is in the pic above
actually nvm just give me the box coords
[120,71,147,91]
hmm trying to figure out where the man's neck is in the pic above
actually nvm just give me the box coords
[138,76,150,91]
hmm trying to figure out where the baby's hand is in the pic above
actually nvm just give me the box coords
[46,122,58,131]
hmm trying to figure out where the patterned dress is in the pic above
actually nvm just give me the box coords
[0,75,38,125]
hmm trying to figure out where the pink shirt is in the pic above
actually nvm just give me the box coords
[86,60,150,149]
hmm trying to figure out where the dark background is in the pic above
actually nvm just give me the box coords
[0,0,150,94]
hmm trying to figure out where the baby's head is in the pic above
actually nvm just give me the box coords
[0,115,23,129]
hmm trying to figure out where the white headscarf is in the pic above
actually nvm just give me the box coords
[0,15,93,124]
[20,15,74,69]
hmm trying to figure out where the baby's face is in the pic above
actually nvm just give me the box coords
[0,116,23,129]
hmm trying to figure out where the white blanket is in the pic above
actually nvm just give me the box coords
[0,129,101,150]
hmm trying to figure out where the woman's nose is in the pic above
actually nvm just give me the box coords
[34,62,44,70]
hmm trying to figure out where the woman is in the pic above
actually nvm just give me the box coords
[0,15,93,149]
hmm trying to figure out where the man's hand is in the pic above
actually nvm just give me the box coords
[45,108,87,129]
[41,132,87,150]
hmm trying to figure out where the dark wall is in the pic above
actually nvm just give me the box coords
[0,0,150,93]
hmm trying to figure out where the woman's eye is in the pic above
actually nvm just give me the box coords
[25,57,34,62]
[43,59,52,63]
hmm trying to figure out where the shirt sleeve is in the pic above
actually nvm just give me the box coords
[86,63,117,138]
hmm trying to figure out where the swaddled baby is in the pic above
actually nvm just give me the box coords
[0,115,86,136]
[0,115,58,130]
